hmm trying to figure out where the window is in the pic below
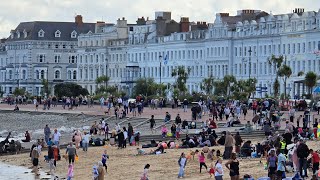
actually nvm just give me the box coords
[71,31,77,38]
[55,30,61,38]
[22,70,26,79]
[38,30,44,37]
[90,68,93,79]
[96,69,99,78]
[40,70,45,79]
[68,70,72,79]
[38,54,45,63]
[73,70,77,80]
[85,69,88,79]
[35,70,39,79]
[55,70,60,79]
[8,70,13,79]
[69,55,76,63]
[54,55,61,63]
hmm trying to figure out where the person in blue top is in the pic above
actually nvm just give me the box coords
[276,148,287,179]
[101,149,109,172]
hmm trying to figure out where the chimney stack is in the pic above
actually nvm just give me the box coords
[75,15,83,26]
[180,17,190,32]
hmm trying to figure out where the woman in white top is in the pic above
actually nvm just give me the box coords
[214,158,224,180]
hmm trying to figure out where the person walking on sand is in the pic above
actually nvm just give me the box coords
[67,164,74,180]
[66,142,78,165]
[223,131,234,159]
[149,115,156,134]
[97,161,105,180]
[52,129,61,146]
[225,153,240,180]
[101,150,109,173]
[141,164,150,180]
[44,124,51,144]
[215,158,224,180]
[31,147,40,176]
[82,132,90,151]
[178,152,187,178]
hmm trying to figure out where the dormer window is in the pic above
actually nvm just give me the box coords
[38,29,44,37]
[10,31,14,39]
[71,30,77,38]
[16,31,20,38]
[55,30,61,38]
[23,30,27,38]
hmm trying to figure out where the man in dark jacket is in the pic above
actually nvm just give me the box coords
[297,140,309,178]
[128,123,133,145]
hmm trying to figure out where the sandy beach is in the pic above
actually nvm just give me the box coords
[0,139,319,180]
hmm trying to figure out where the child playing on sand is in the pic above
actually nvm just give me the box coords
[199,151,208,173]
[161,125,168,138]
[101,150,109,172]
[216,150,221,157]
[209,162,215,178]
[67,164,74,180]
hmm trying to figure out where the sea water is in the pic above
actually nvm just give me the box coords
[0,162,52,180]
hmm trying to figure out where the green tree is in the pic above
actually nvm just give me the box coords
[213,75,236,97]
[13,88,26,96]
[54,83,89,98]
[95,75,110,88]
[41,79,50,96]
[200,76,215,95]
[133,78,159,97]
[268,55,284,97]
[278,65,292,99]
[171,66,191,95]
[304,71,317,95]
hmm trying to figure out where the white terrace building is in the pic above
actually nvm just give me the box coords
[89,9,320,98]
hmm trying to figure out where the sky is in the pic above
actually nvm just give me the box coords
[0,0,318,38]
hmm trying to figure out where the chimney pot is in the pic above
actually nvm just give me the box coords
[75,15,83,25]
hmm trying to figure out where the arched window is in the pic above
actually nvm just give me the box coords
[40,70,45,79]
[68,70,72,80]
[35,70,39,79]
[22,70,26,79]
[73,70,77,79]
[55,70,60,79]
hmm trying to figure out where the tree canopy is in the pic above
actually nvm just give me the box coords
[304,71,318,95]
[54,83,89,98]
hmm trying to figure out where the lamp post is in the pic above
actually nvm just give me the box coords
[248,47,252,79]
[159,55,162,84]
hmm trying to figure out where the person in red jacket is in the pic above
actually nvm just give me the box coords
[310,149,319,175]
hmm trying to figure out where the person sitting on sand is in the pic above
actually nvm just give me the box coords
[137,148,146,155]
[22,131,31,142]
[13,104,19,111]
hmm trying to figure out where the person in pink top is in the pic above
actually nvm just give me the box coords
[199,151,208,173]
[161,125,168,138]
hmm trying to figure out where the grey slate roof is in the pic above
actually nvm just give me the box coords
[7,21,95,42]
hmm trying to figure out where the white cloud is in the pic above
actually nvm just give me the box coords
[0,0,318,38]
